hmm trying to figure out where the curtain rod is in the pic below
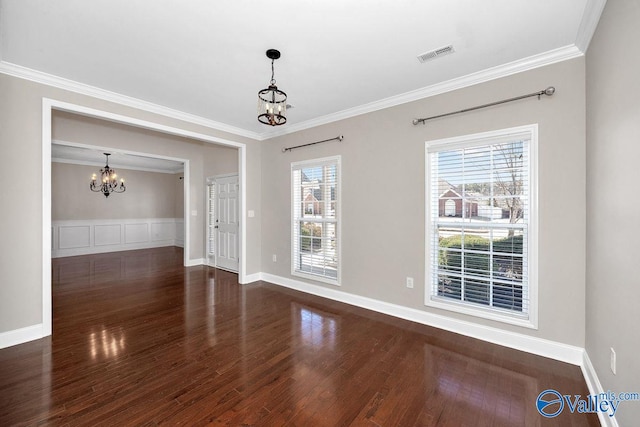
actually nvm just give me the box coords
[282,135,344,153]
[412,86,556,126]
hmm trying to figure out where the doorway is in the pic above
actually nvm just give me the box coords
[42,99,248,339]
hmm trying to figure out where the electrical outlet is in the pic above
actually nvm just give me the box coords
[406,277,414,288]
[610,348,616,375]
[272,254,277,263]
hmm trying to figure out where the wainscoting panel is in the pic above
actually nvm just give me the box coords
[59,225,91,249]
[52,218,184,258]
[151,221,176,242]
[94,224,122,246]
[125,223,149,244]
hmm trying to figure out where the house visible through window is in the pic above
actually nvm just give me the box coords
[425,125,537,328]
[292,156,340,284]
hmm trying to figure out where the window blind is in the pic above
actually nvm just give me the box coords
[292,157,340,283]
[427,136,531,317]
[207,183,215,256]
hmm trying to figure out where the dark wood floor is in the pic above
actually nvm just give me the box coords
[0,247,598,426]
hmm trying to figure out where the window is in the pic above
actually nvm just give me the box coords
[425,125,537,328]
[292,156,340,285]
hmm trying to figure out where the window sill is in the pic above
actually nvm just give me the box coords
[425,296,537,329]
[292,270,340,287]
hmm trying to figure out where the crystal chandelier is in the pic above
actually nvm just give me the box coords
[89,153,125,197]
[257,49,287,126]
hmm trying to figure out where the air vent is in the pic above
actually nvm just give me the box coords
[417,45,455,63]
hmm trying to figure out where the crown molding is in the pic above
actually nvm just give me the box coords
[259,44,584,139]
[0,60,262,141]
[51,139,185,174]
[575,0,607,53]
[51,157,183,175]
[2,43,584,142]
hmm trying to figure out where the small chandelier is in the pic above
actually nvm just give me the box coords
[90,153,125,198]
[257,49,287,126]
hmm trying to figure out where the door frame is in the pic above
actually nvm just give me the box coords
[206,173,240,272]
[42,98,248,338]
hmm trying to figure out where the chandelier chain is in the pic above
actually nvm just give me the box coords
[271,59,276,85]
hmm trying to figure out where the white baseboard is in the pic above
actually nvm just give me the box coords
[241,273,262,284]
[185,258,205,267]
[0,324,45,349]
[582,352,619,427]
[260,273,584,365]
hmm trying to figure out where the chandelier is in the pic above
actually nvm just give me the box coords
[257,49,287,126]
[89,153,125,197]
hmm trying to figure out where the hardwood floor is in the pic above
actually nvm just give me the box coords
[0,247,598,426]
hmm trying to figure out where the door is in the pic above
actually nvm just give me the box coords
[208,175,239,272]
[445,199,456,216]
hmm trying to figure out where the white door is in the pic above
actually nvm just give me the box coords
[445,199,456,216]
[214,175,239,272]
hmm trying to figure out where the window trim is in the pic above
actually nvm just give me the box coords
[424,125,538,329]
[291,155,342,286]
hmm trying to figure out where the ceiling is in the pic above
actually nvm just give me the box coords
[52,143,184,174]
[0,1,605,140]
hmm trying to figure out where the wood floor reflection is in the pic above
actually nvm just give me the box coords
[0,247,598,426]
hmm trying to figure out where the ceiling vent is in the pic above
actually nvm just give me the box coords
[417,45,455,63]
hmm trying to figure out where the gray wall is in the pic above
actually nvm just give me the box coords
[586,0,640,425]
[52,162,182,220]
[203,143,238,178]
[0,73,261,333]
[175,172,184,219]
[261,58,587,346]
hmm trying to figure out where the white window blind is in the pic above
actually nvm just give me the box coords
[426,126,537,325]
[292,156,340,284]
[207,182,216,256]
